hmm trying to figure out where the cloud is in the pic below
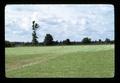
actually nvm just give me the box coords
[5,4,114,42]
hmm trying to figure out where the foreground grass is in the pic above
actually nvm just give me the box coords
[5,45,114,78]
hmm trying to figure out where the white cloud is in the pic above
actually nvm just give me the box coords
[5,4,114,42]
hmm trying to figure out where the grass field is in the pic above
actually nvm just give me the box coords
[5,45,114,78]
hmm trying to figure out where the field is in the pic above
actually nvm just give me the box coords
[5,45,114,78]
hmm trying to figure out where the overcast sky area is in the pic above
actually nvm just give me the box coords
[5,4,114,42]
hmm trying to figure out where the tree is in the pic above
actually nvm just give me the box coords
[82,37,91,44]
[53,40,59,45]
[98,39,102,43]
[5,40,15,47]
[44,34,53,45]
[63,39,71,45]
[32,21,39,45]
[110,40,114,44]
[105,38,111,44]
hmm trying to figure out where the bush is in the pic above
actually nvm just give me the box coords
[5,40,15,47]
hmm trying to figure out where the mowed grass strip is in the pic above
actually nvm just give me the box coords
[5,45,114,78]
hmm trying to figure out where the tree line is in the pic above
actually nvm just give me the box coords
[5,21,114,47]
[5,35,114,47]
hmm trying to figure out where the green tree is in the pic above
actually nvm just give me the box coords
[5,40,15,47]
[44,34,53,45]
[32,21,39,45]
[105,38,111,44]
[63,39,71,45]
[98,39,102,43]
[82,37,91,44]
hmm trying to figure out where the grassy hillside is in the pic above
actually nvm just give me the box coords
[5,45,114,78]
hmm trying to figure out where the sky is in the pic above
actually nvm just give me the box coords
[5,4,114,42]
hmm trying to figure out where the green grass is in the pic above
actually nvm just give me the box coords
[5,45,114,78]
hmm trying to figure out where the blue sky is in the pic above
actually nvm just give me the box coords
[5,4,114,42]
